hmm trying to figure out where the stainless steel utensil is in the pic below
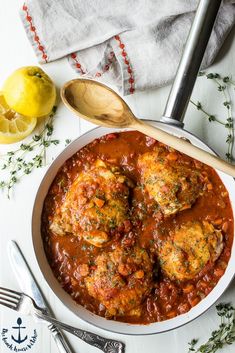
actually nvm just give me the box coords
[8,240,74,353]
[162,0,222,126]
[0,286,125,353]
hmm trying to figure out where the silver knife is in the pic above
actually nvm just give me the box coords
[8,240,74,353]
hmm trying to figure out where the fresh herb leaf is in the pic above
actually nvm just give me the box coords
[191,72,235,162]
[0,106,65,198]
[187,303,235,353]
[65,139,72,146]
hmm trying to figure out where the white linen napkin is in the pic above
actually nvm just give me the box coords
[20,0,235,95]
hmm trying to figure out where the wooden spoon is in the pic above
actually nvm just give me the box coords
[61,78,235,177]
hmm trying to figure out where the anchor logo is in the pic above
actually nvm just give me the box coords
[1,317,38,351]
[11,318,28,344]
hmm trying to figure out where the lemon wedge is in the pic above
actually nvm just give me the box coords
[0,93,37,144]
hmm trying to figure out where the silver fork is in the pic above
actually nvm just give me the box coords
[0,287,125,353]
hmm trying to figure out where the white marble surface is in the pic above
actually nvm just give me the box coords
[1,1,235,353]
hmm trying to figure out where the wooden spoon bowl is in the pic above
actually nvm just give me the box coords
[62,79,133,128]
[61,78,235,177]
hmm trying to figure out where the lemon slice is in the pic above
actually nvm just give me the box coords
[0,94,37,144]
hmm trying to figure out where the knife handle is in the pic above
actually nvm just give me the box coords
[49,324,74,353]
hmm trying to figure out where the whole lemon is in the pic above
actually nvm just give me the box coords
[3,66,56,118]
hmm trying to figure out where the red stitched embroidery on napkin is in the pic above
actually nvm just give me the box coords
[114,35,135,94]
[22,3,48,63]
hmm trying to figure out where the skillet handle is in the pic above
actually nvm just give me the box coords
[161,0,222,127]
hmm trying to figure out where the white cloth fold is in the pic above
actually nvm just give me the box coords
[20,0,235,95]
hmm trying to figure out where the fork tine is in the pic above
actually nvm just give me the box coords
[0,287,21,298]
[0,287,20,307]
[0,290,20,301]
[0,294,18,306]
[0,299,17,310]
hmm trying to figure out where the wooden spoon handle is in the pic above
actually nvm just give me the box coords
[132,119,235,177]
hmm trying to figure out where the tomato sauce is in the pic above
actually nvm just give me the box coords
[42,131,234,324]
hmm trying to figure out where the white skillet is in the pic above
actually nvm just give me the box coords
[32,0,235,335]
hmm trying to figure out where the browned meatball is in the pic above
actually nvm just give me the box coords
[137,147,204,215]
[50,160,133,246]
[158,221,224,281]
[85,246,153,317]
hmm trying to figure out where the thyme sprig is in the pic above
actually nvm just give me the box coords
[0,106,59,198]
[190,72,235,162]
[188,303,235,353]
